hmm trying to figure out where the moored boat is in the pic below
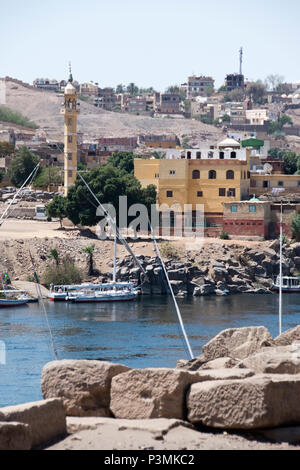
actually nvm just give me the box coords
[273,275,300,293]
[70,282,139,303]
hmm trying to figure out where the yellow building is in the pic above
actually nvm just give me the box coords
[134,138,251,227]
[60,71,80,196]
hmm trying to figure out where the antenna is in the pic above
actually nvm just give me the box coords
[239,47,243,75]
[68,61,73,83]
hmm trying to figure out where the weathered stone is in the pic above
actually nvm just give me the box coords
[274,325,300,346]
[190,368,254,381]
[110,368,201,419]
[241,344,300,374]
[41,360,130,417]
[0,398,66,448]
[202,326,274,361]
[0,421,32,450]
[193,284,215,296]
[176,354,207,371]
[187,374,300,429]
[199,357,241,370]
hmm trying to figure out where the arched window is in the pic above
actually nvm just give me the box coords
[226,170,234,179]
[192,169,200,179]
[230,151,236,159]
[208,170,216,179]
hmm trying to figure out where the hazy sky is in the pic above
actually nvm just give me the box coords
[1,0,300,91]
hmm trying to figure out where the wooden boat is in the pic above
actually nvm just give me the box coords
[0,291,29,307]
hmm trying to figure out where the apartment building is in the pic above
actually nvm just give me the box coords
[187,76,215,98]
[156,93,183,114]
[33,78,59,92]
[120,94,147,114]
[134,137,251,229]
[225,74,245,91]
[79,82,99,96]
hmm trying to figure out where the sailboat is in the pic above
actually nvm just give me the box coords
[71,224,139,303]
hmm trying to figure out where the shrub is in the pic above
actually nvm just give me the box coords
[159,241,183,259]
[42,256,82,287]
[219,231,229,240]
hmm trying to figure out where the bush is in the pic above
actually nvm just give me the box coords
[159,241,183,259]
[219,231,229,240]
[0,106,37,129]
[42,256,82,287]
[292,214,300,242]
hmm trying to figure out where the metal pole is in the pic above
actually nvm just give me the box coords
[279,201,282,335]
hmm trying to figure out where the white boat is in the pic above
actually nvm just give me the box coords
[273,276,300,293]
[71,282,139,303]
[48,283,106,301]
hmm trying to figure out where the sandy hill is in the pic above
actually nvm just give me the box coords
[2,78,224,145]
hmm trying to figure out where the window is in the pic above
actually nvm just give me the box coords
[68,118,73,126]
[155,173,159,178]
[228,188,236,197]
[219,151,224,159]
[169,170,175,175]
[230,151,236,159]
[208,151,214,159]
[208,169,216,179]
[278,181,284,187]
[249,205,256,212]
[166,190,173,197]
[68,135,73,143]
[187,151,191,159]
[231,205,238,212]
[226,170,234,179]
[68,153,72,161]
[196,151,201,159]
[219,188,226,196]
[192,169,200,179]
[68,170,73,178]
[263,180,270,188]
[197,191,203,197]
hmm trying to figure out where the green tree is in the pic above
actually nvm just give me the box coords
[126,83,139,95]
[65,164,156,227]
[0,106,37,129]
[292,214,300,242]
[8,146,39,187]
[32,166,63,189]
[222,114,231,123]
[115,84,125,94]
[283,152,299,174]
[46,195,67,227]
[107,152,135,173]
[49,248,60,266]
[82,244,95,276]
[245,80,267,104]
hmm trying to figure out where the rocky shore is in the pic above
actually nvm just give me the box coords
[2,324,300,450]
[2,231,299,297]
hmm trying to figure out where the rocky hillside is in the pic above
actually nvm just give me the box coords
[2,79,223,144]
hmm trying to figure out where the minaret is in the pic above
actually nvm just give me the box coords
[61,63,80,196]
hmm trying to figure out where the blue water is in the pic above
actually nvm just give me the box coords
[0,293,299,407]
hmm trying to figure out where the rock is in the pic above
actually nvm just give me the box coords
[202,326,274,361]
[41,360,130,417]
[211,267,228,283]
[0,398,66,448]
[0,421,32,450]
[274,325,300,346]
[191,368,254,381]
[187,374,300,429]
[193,284,215,296]
[199,357,241,370]
[110,368,201,420]
[176,354,207,371]
[255,426,300,444]
[241,344,300,374]
[269,239,280,251]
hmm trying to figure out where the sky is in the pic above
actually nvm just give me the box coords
[1,0,300,92]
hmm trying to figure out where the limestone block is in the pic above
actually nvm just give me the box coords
[0,398,66,448]
[0,421,32,450]
[41,359,130,417]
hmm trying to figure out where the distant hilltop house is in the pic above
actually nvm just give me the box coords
[33,78,79,92]
[186,75,215,98]
[225,73,245,92]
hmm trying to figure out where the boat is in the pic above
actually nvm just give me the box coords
[0,290,29,308]
[48,283,105,301]
[273,275,300,293]
[70,282,139,303]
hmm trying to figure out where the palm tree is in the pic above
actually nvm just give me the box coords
[82,244,95,276]
[49,248,59,267]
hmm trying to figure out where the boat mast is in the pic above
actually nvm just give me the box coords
[279,201,283,335]
[113,219,117,283]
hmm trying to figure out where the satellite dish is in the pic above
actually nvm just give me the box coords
[263,163,273,174]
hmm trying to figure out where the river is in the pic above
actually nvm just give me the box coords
[0,293,299,407]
